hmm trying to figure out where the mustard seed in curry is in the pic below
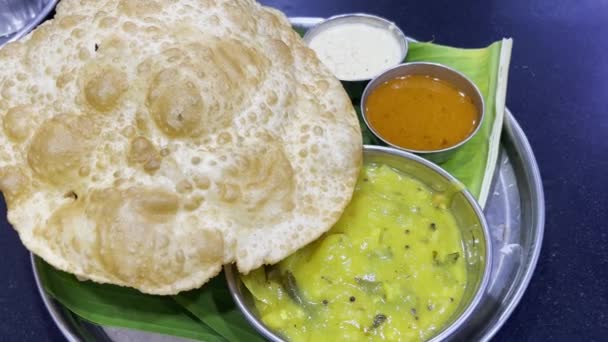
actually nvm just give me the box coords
[366,75,478,151]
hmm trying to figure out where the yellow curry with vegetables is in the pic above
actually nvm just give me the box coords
[243,163,467,341]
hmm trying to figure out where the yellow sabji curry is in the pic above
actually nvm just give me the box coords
[243,163,467,341]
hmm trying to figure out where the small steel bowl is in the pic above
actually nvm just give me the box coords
[361,62,486,163]
[302,13,409,99]
[226,145,492,342]
[0,0,58,47]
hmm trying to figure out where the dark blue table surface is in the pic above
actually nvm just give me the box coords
[1,0,607,341]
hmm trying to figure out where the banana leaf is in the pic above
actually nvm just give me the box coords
[35,257,225,342]
[174,275,266,342]
[34,26,512,342]
[405,40,512,207]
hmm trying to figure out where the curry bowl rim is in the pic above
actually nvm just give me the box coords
[360,61,486,155]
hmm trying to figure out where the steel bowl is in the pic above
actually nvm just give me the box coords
[225,145,493,342]
[0,0,58,47]
[361,62,485,163]
[302,13,408,99]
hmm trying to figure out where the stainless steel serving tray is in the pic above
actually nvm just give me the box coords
[23,16,544,342]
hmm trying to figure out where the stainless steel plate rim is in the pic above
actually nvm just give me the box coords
[26,16,545,342]
[31,255,80,342]
[486,114,545,338]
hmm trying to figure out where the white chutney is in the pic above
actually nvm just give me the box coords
[308,23,403,81]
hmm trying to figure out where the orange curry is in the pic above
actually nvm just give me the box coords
[365,75,478,151]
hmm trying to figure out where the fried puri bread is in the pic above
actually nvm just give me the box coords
[0,0,362,294]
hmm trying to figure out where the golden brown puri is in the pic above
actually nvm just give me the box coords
[0,0,362,295]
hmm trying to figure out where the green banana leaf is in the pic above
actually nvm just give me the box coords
[405,40,512,206]
[35,257,225,342]
[34,26,512,342]
[174,275,266,342]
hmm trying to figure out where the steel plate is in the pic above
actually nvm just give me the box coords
[27,16,544,342]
